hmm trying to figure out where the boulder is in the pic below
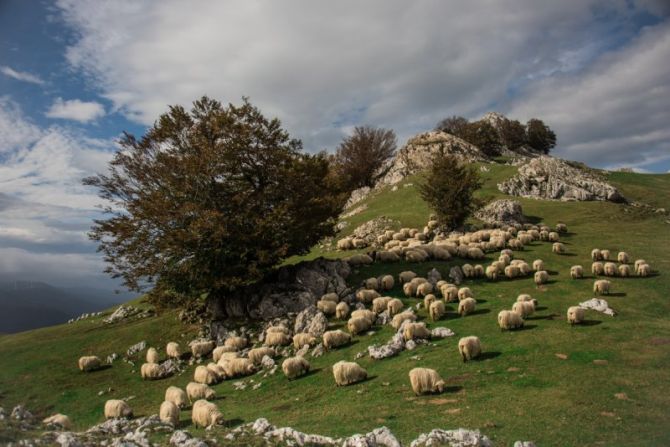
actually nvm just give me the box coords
[350,216,400,246]
[294,306,328,337]
[449,266,464,285]
[409,428,493,447]
[474,199,525,225]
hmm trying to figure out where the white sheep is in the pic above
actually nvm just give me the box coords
[637,263,651,277]
[391,311,417,330]
[194,365,217,385]
[441,285,459,302]
[376,250,400,262]
[592,262,604,276]
[570,265,583,279]
[593,279,611,295]
[485,265,498,281]
[457,287,473,301]
[552,242,565,254]
[356,288,380,303]
[42,414,72,430]
[166,342,181,359]
[347,253,374,265]
[348,317,372,335]
[532,260,545,272]
[380,275,395,291]
[293,333,317,349]
[618,264,631,277]
[399,271,417,284]
[604,262,618,277]
[462,264,475,278]
[282,356,311,380]
[141,363,163,380]
[556,223,568,233]
[186,382,215,402]
[402,282,417,297]
[190,341,216,358]
[415,282,433,298]
[591,248,602,261]
[512,301,535,318]
[499,254,511,266]
[498,310,524,330]
[387,298,404,316]
[372,297,392,314]
[247,347,275,365]
[165,386,189,409]
[423,294,436,310]
[364,277,379,290]
[504,265,520,279]
[635,259,647,272]
[458,297,476,316]
[191,400,224,428]
[534,270,549,286]
[548,232,560,242]
[458,336,482,362]
[321,292,339,303]
[567,306,585,325]
[146,347,159,364]
[473,264,484,277]
[409,368,445,395]
[317,300,337,316]
[159,401,179,426]
[617,251,629,264]
[104,399,133,419]
[335,301,350,320]
[333,361,368,386]
[212,345,237,363]
[220,358,255,378]
[403,322,431,341]
[265,331,291,347]
[601,249,611,261]
[322,330,352,350]
[429,300,445,321]
[78,356,101,372]
[351,309,376,324]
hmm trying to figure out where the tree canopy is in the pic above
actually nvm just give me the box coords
[333,126,397,190]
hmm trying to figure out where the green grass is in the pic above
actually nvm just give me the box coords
[1,164,669,446]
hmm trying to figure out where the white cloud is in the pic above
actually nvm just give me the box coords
[0,97,43,152]
[45,98,106,123]
[0,66,45,85]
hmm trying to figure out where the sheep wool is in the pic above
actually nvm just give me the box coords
[78,356,101,372]
[498,310,524,330]
[462,264,475,278]
[146,347,159,364]
[387,298,404,316]
[617,252,629,264]
[377,250,400,262]
[351,309,376,323]
[247,347,275,365]
[403,322,431,341]
[265,331,291,347]
[600,249,611,261]
[141,363,163,380]
[458,336,482,362]
[403,282,418,297]
[212,345,237,363]
[593,279,611,295]
[335,301,350,320]
[165,386,189,409]
[638,263,651,277]
[317,300,337,316]
[512,301,535,318]
[398,271,417,284]
[473,264,484,277]
[485,265,498,281]
[293,333,317,349]
[190,341,216,359]
[333,361,368,386]
[591,248,602,261]
[409,368,445,395]
[192,400,224,428]
[532,260,545,272]
[391,311,417,330]
[320,292,339,303]
[372,297,392,314]
[423,293,437,310]
[552,242,565,254]
[42,414,72,430]
[380,275,395,291]
[356,288,380,303]
[348,317,372,335]
[504,265,520,279]
[618,264,631,277]
[416,282,434,297]
[159,401,179,426]
[282,356,310,380]
[364,277,379,291]
[347,254,374,266]
[458,287,473,301]
[221,358,255,378]
[458,297,476,316]
[567,306,585,325]
[556,223,568,233]
[548,232,560,242]
[186,382,215,402]
[517,294,538,307]
[442,285,459,302]
[104,400,132,419]
[207,363,226,381]
[267,325,289,334]
[592,262,604,276]
[534,270,549,286]
[429,300,445,321]
[166,342,181,359]
[322,330,352,350]
[604,262,618,277]
[570,265,584,279]
[635,259,647,272]
[194,365,217,385]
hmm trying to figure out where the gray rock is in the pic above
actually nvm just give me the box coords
[431,327,455,338]
[368,332,405,360]
[375,311,391,326]
[11,405,33,422]
[474,199,525,225]
[513,442,537,447]
[426,268,442,285]
[311,344,325,358]
[54,432,83,447]
[350,217,401,246]
[294,306,328,337]
[170,430,208,447]
[579,298,616,316]
[126,341,147,358]
[405,340,417,351]
[410,428,493,447]
[449,266,464,285]
[104,305,152,325]
[342,427,401,447]
[344,186,372,209]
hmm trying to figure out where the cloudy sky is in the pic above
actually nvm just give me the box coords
[1,0,669,290]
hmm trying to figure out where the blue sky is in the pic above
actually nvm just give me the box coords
[0,0,669,290]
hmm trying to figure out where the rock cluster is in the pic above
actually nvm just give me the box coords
[350,216,401,246]
[103,305,153,325]
[474,199,525,225]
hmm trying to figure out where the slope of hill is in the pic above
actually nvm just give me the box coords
[0,164,668,445]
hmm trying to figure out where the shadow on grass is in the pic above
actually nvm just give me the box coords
[476,299,488,304]
[607,292,627,297]
[444,385,464,393]
[470,309,491,316]
[225,418,244,427]
[295,368,323,379]
[578,320,603,326]
[477,351,502,361]
[547,270,560,276]
[525,215,543,224]
[515,324,538,331]
[559,253,579,257]
[90,365,113,372]
[535,306,548,311]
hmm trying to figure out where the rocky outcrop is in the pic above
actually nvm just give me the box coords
[344,186,372,209]
[351,216,400,245]
[499,156,625,202]
[410,428,493,447]
[474,199,525,225]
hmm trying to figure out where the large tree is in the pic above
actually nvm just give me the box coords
[334,126,397,190]
[462,120,502,156]
[526,118,557,154]
[435,115,469,136]
[500,119,526,150]
[85,97,346,308]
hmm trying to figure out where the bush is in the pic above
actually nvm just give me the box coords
[334,126,397,190]
[500,119,526,150]
[526,118,556,154]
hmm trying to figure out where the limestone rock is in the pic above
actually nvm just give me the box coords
[579,298,616,316]
[431,327,455,338]
[344,187,372,209]
[351,217,401,246]
[342,427,401,447]
[474,199,525,225]
[410,428,493,447]
[368,332,405,360]
[294,306,328,337]
[426,268,442,285]
[449,266,464,285]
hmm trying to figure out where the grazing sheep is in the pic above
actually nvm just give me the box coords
[322,330,352,350]
[539,230,550,241]
[391,311,417,330]
[442,285,459,302]
[351,309,376,323]
[380,275,395,291]
[186,382,216,402]
[406,249,429,262]
[317,300,337,316]
[224,336,248,350]
[212,346,237,362]
[423,294,436,310]
[504,265,520,279]
[485,265,498,281]
[498,310,524,330]
[635,259,647,272]
[190,341,216,359]
[501,248,513,257]
[165,386,189,409]
[364,277,379,290]
[570,265,583,279]
[409,368,445,395]
[517,261,532,276]
[416,282,434,297]
[592,262,604,276]
[293,333,317,349]
[221,358,255,378]
[468,247,485,259]
[532,260,545,272]
[601,249,611,261]
[618,264,631,277]
[265,331,291,347]
[512,301,535,318]
[376,250,401,262]
[399,271,417,284]
[604,262,618,277]
[473,264,484,277]
[403,322,431,341]
[403,282,418,297]
[499,254,511,266]
[556,223,568,233]
[194,365,217,385]
[458,287,473,301]
[429,300,446,321]
[347,254,374,265]
[104,400,133,419]
[617,252,629,264]
[371,296,391,314]
[458,297,477,316]
[462,264,475,278]
[534,270,549,286]
[387,298,404,316]
[552,242,566,254]
[333,361,368,386]
[638,263,651,277]
[321,292,339,303]
[492,260,506,274]
[348,317,373,335]
[282,356,310,380]
[267,325,289,334]
[166,342,181,359]
[548,232,560,242]
[567,306,585,325]
[591,248,603,261]
[247,347,275,365]
[517,294,538,307]
[458,336,482,362]
[42,414,72,430]
[356,288,380,303]
[159,401,179,426]
[336,301,350,320]
[192,400,224,428]
[141,363,163,380]
[146,348,159,364]
[593,279,611,295]
[433,247,452,260]
[216,352,239,366]
[337,237,353,250]
[78,356,101,372]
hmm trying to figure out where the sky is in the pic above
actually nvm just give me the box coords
[0,0,669,290]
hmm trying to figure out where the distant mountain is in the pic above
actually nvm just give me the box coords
[0,281,133,333]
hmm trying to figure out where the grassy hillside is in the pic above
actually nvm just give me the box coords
[1,164,669,446]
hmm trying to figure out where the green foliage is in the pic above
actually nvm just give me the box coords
[526,118,557,153]
[333,126,397,190]
[85,97,346,307]
[499,118,526,150]
[435,115,469,135]
[462,120,502,156]
[419,154,483,229]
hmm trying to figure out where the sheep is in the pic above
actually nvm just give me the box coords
[548,231,560,242]
[379,274,395,291]
[376,250,400,262]
[604,262,618,277]
[416,282,434,297]
[42,414,72,430]
[504,265,520,279]
[498,310,524,330]
[356,288,380,303]
[570,265,583,279]
[146,347,159,364]
[212,345,237,362]
[216,352,239,365]
[501,248,514,257]
[364,277,379,291]
[166,342,181,359]
[458,297,477,316]
[534,270,549,286]
[517,261,532,276]
[317,300,337,316]
[517,294,538,307]
[638,263,651,277]
[335,301,350,320]
[423,294,436,310]
[78,356,101,372]
[391,311,417,330]
[387,298,404,316]
[348,317,372,335]
[322,330,352,350]
[512,301,535,318]
[499,254,511,265]
[265,331,291,347]
[458,287,473,301]
[141,362,163,380]
[399,271,417,284]
[458,336,482,362]
[462,264,475,278]
[369,297,389,314]
[532,259,545,272]
[186,382,215,402]
[433,247,452,260]
[282,356,310,380]
[601,249,611,261]
[552,242,566,254]
[333,361,368,386]
[267,325,289,334]
[473,264,484,277]
[194,365,218,385]
[441,285,459,302]
[618,264,631,277]
[593,279,611,295]
[592,262,604,276]
[485,265,498,281]
[591,248,603,261]
[429,300,446,321]
[409,368,445,395]
[351,309,376,324]
[403,322,431,341]
[247,347,275,365]
[347,254,374,265]
[159,401,179,426]
[224,336,248,351]
[337,237,353,250]
[617,251,629,264]
[406,249,429,262]
[556,223,568,233]
[402,282,418,297]
[221,358,255,378]
[192,400,224,428]
[190,341,216,358]
[539,230,550,241]
[567,306,585,325]
[104,400,133,419]
[492,260,506,274]
[321,292,339,303]
[293,333,317,349]
[635,259,647,272]
[467,247,485,259]
[165,386,189,409]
